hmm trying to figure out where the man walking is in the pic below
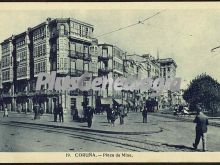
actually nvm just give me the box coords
[142,105,148,123]
[33,104,40,120]
[119,105,125,125]
[54,104,58,122]
[87,106,94,128]
[58,104,64,122]
[193,104,209,152]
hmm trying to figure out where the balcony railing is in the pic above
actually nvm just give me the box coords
[69,50,76,58]
[2,93,13,98]
[69,69,84,77]
[50,30,69,39]
[98,56,110,62]
[17,91,28,96]
[76,51,84,59]
[98,68,112,76]
[83,53,92,61]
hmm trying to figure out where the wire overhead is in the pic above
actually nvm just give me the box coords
[95,10,166,38]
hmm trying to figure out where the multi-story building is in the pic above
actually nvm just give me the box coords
[126,54,161,108]
[1,37,14,111]
[97,43,126,107]
[1,18,95,116]
[141,54,160,79]
[0,60,2,110]
[158,58,177,79]
[158,58,177,107]
[123,55,138,106]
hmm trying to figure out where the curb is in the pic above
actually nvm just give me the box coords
[9,120,162,135]
[151,113,220,127]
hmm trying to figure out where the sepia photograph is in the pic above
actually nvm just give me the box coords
[0,2,220,163]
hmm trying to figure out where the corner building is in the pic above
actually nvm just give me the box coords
[0,18,96,116]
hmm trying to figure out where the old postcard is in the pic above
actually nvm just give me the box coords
[0,2,220,163]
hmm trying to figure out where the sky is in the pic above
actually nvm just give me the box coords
[0,3,220,89]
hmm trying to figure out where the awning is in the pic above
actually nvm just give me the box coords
[113,99,127,105]
[113,99,122,105]
[135,93,142,97]
[101,98,113,105]
[128,101,134,106]
[122,100,128,105]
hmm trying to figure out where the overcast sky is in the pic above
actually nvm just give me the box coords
[1,5,220,89]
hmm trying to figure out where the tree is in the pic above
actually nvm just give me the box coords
[183,73,220,116]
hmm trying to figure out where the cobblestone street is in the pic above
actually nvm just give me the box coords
[1,111,220,152]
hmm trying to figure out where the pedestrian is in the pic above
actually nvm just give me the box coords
[33,104,38,120]
[119,105,125,125]
[39,106,44,116]
[193,104,209,152]
[58,104,64,122]
[53,104,58,122]
[110,109,116,127]
[3,105,8,117]
[107,105,112,123]
[142,105,148,123]
[87,106,94,128]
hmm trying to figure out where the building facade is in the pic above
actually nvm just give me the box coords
[96,43,126,107]
[158,58,177,107]
[0,18,95,116]
[0,17,179,115]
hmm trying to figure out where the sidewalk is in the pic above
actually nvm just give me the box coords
[153,110,220,127]
[0,111,161,135]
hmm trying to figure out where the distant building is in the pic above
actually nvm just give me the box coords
[158,58,177,79]
[158,58,178,107]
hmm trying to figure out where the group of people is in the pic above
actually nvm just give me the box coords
[0,98,210,152]
[54,104,64,122]
[106,104,127,127]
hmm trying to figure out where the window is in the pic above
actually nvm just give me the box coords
[42,62,46,72]
[74,23,80,35]
[82,26,86,37]
[44,44,46,54]
[84,63,89,72]
[103,49,108,57]
[85,27,89,38]
[76,43,83,53]
[60,24,65,35]
[70,61,76,73]
[39,45,42,55]
[64,58,68,70]
[33,27,46,40]
[84,46,88,54]
[76,59,83,71]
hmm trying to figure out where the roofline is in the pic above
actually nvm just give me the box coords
[98,43,113,47]
[69,18,94,28]
[14,31,27,39]
[1,36,13,45]
[158,58,177,68]
[31,21,47,31]
[1,17,94,44]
